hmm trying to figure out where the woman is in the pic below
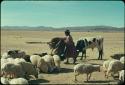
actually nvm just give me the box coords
[63,30,77,64]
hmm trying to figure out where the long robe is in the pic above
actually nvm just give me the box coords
[64,35,77,58]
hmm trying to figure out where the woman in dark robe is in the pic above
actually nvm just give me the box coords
[63,30,77,64]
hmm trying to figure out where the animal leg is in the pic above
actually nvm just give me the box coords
[86,74,89,81]
[111,72,115,79]
[75,73,79,81]
[64,58,69,64]
[98,51,101,60]
[80,51,84,60]
[84,50,86,59]
[73,57,76,64]
[104,71,107,78]
[88,73,91,80]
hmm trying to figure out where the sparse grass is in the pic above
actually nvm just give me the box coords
[1,30,124,84]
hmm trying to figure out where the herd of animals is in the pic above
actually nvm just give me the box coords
[0,36,124,84]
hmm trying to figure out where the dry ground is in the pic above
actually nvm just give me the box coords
[1,30,124,84]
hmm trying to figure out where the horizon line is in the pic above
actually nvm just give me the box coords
[1,25,124,28]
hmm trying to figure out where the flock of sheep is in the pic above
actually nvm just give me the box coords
[74,55,124,83]
[0,49,124,84]
[1,50,61,84]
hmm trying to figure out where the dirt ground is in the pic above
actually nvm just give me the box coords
[1,30,124,84]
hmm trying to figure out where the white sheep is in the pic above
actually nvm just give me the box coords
[1,58,15,77]
[120,56,124,64]
[1,58,8,66]
[119,70,124,82]
[74,63,100,81]
[37,57,49,73]
[106,60,124,78]
[30,55,48,73]
[102,60,111,77]
[30,55,40,67]
[17,61,38,79]
[9,78,28,84]
[1,52,11,59]
[1,77,9,84]
[1,62,25,78]
[1,58,26,77]
[14,58,26,64]
[53,55,61,72]
[42,54,55,72]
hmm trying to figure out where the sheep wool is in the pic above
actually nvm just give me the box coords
[120,57,124,64]
[9,78,28,84]
[74,63,100,81]
[53,55,61,71]
[30,55,49,73]
[42,55,55,72]
[119,70,124,82]
[1,77,9,84]
[106,60,124,78]
[102,60,111,77]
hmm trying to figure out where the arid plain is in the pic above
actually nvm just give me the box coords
[1,30,124,84]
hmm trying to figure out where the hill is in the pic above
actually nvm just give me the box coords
[1,26,124,32]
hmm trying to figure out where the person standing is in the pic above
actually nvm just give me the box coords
[63,30,77,64]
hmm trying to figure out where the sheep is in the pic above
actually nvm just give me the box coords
[110,53,125,60]
[53,55,61,72]
[37,57,49,73]
[1,58,26,70]
[1,58,15,77]
[7,58,15,63]
[30,54,49,73]
[1,50,26,59]
[23,54,31,62]
[8,50,26,58]
[1,58,25,68]
[14,58,26,64]
[9,78,28,84]
[42,54,55,72]
[102,60,111,77]
[17,61,38,79]
[1,77,9,84]
[1,52,11,59]
[106,60,124,78]
[120,56,124,64]
[1,58,8,66]
[1,62,25,78]
[119,70,124,82]
[30,55,40,67]
[1,58,37,79]
[74,63,100,81]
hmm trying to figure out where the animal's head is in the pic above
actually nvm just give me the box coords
[7,50,19,55]
[76,40,85,52]
[8,50,15,55]
[24,55,31,62]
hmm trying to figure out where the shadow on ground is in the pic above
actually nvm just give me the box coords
[88,58,107,61]
[84,80,111,83]
[50,67,73,74]
[28,79,49,84]
[60,68,73,73]
[84,80,119,84]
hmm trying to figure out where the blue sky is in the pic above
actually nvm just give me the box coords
[1,1,124,28]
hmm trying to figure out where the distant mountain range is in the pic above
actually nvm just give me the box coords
[1,26,124,32]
